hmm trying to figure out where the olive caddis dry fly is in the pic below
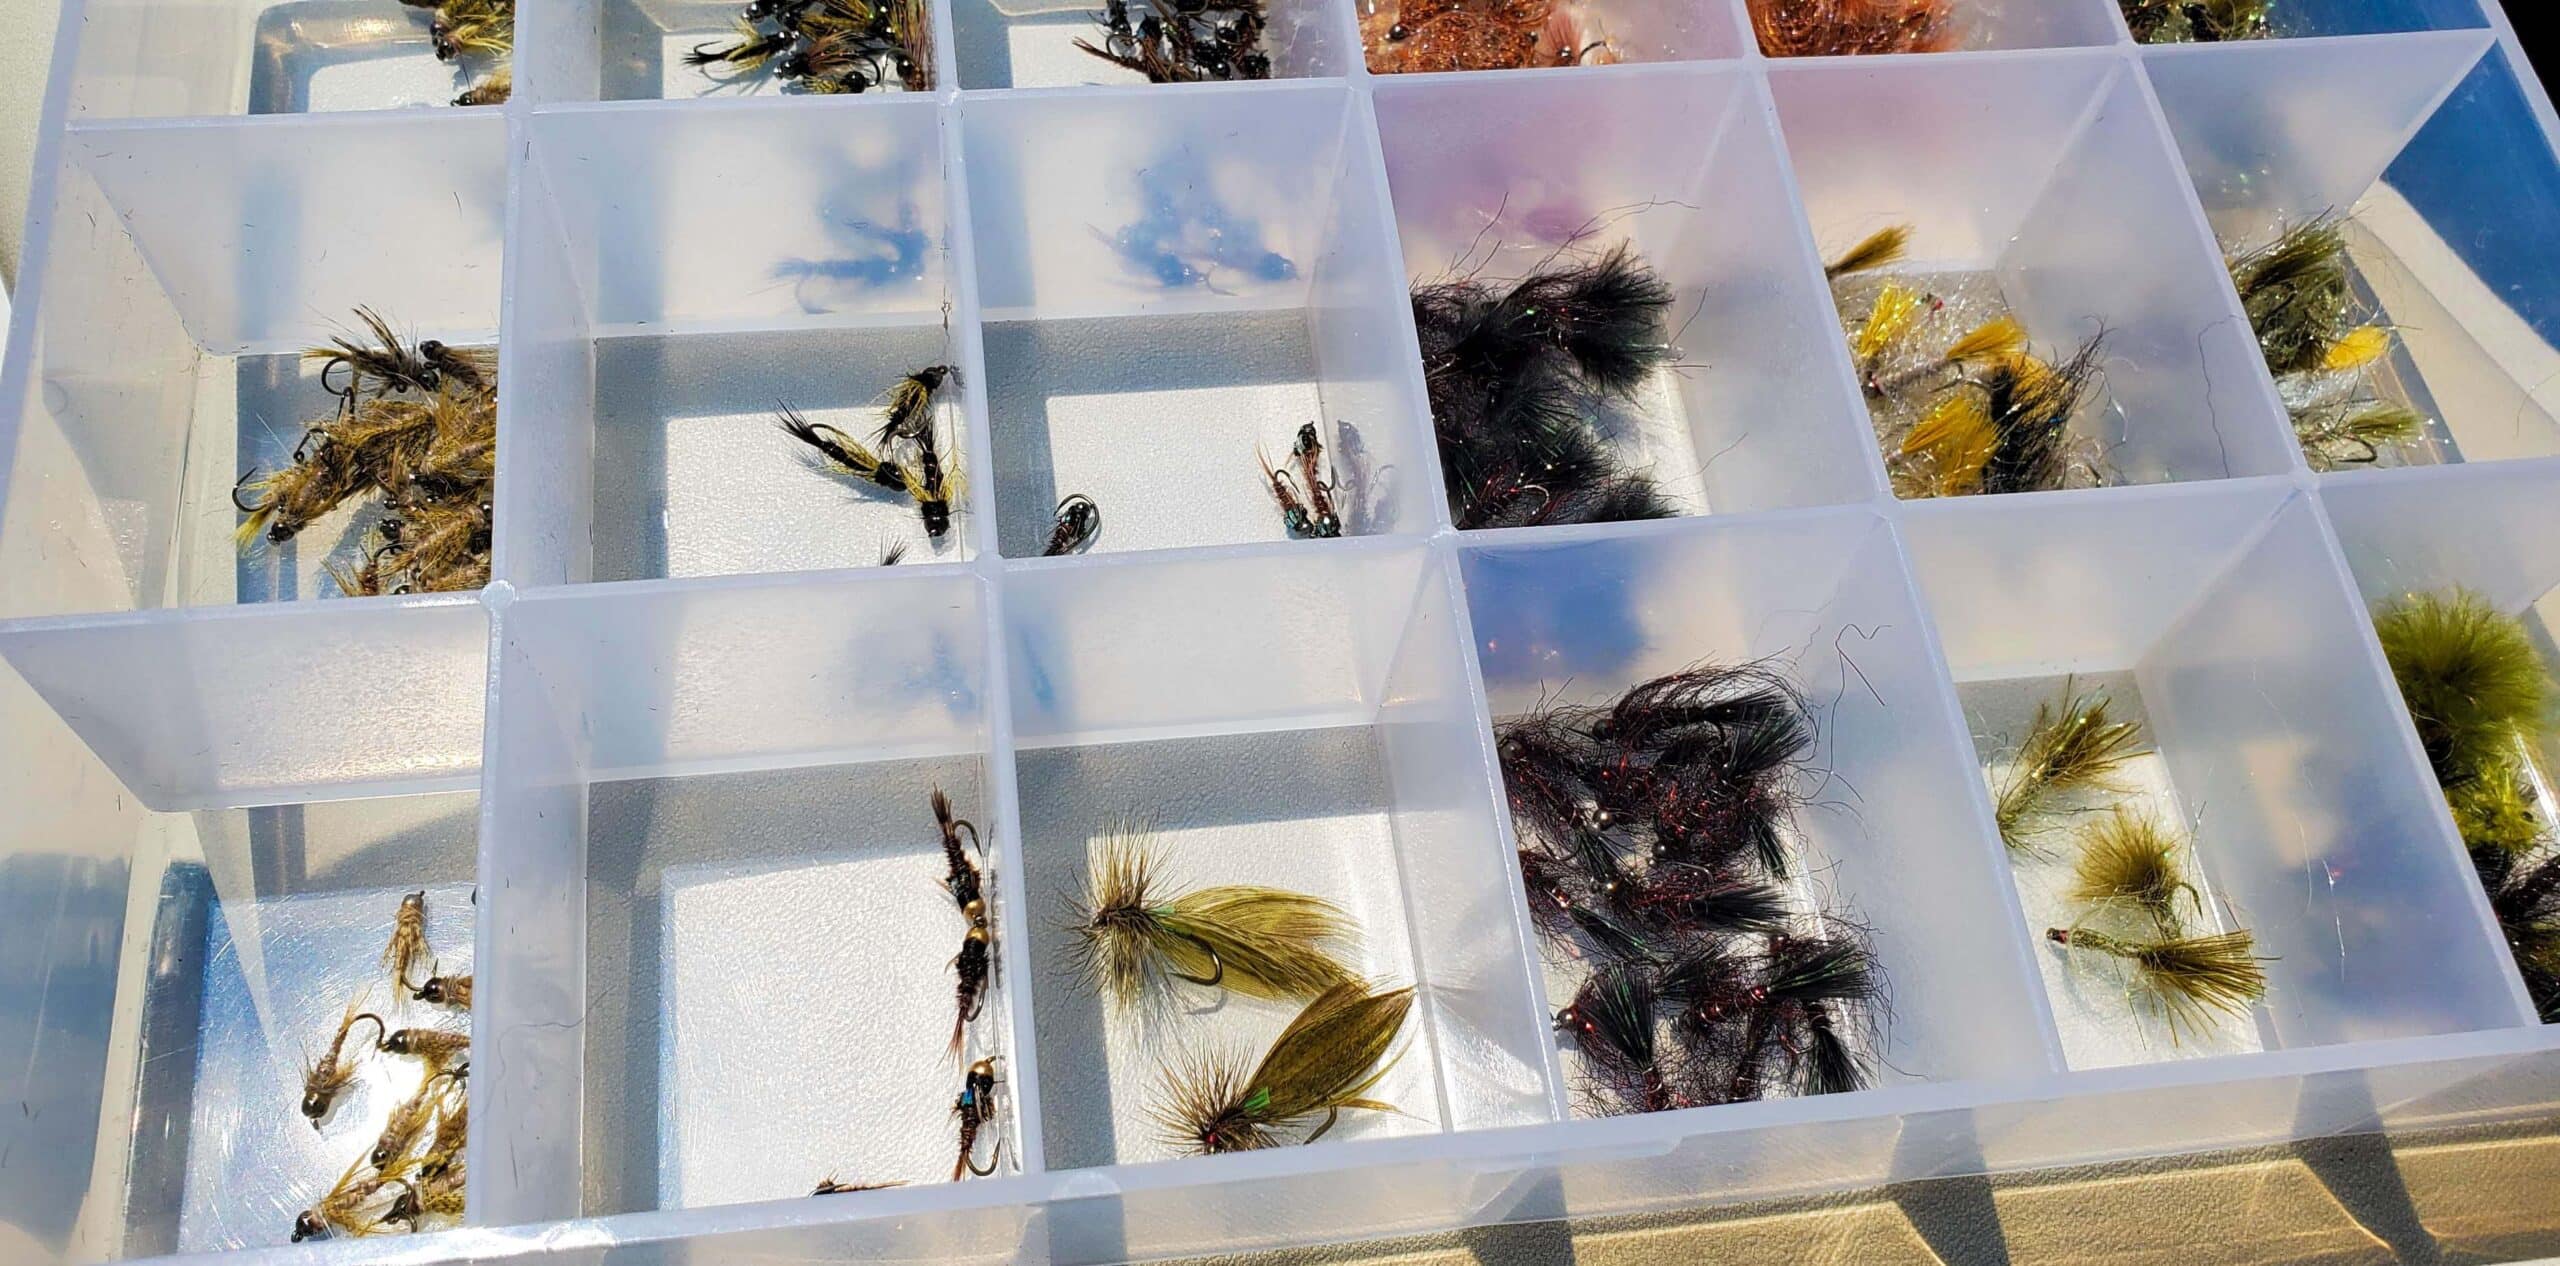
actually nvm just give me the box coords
[1153,981,1413,1155]
[2046,927,2270,1037]
[1990,678,2146,851]
[2068,809,2199,934]
[1062,824,1359,1010]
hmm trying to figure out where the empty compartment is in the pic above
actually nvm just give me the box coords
[959,87,1438,556]
[69,0,512,118]
[504,100,976,585]
[1002,541,1551,1166]
[0,114,507,618]
[1770,55,2293,498]
[1458,511,2055,1116]
[1903,481,2533,1067]
[0,595,489,812]
[1741,0,2117,56]
[2146,34,2560,470]
[524,0,944,102]
[2323,461,2560,1022]
[2120,0,2485,42]
[950,0,1346,88]
[1373,67,1879,528]
[482,568,1032,1217]
[0,607,487,1259]
[1356,0,1747,75]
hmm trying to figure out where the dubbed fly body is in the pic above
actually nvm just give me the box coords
[950,1058,1003,1179]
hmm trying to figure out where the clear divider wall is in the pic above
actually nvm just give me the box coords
[5,0,2560,1260]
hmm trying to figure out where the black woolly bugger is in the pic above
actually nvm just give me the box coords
[1415,243,1680,530]
[1498,663,1886,1112]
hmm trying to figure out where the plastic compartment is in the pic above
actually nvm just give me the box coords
[477,567,1030,1218]
[1741,0,2120,55]
[959,86,1439,557]
[1901,481,2535,1061]
[1952,667,2270,1066]
[1354,0,1749,75]
[1002,541,1554,1165]
[0,113,507,620]
[1372,66,1879,523]
[13,4,2560,1266]
[2145,35,2560,468]
[1457,511,2060,1106]
[2150,0,2487,40]
[2322,459,2560,1018]
[1769,54,2294,493]
[950,0,1348,89]
[140,798,475,1255]
[68,0,504,118]
[502,99,977,585]
[0,591,486,1261]
[516,0,953,102]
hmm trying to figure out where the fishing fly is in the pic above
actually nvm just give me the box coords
[950,899,994,1054]
[381,1025,472,1078]
[2047,926,2270,1036]
[302,999,386,1127]
[1415,241,1680,529]
[1152,981,1412,1154]
[1748,0,1953,55]
[934,787,985,913]
[1989,677,2146,850]
[1077,0,1272,82]
[2068,809,2200,934]
[384,890,430,993]
[1044,493,1101,556]
[1061,824,1359,1010]
[412,964,473,1009]
[951,1058,1003,1179]
[291,1152,402,1241]
[369,1073,461,1169]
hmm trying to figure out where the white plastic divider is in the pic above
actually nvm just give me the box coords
[0,595,489,811]
[1370,63,1883,521]
[470,563,1040,1227]
[1454,508,2063,1104]
[956,83,1439,556]
[0,112,508,620]
[2141,31,2492,227]
[1902,480,2538,1048]
[1768,51,2298,491]
[499,96,974,586]
[2321,456,2560,617]
[2144,33,2560,468]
